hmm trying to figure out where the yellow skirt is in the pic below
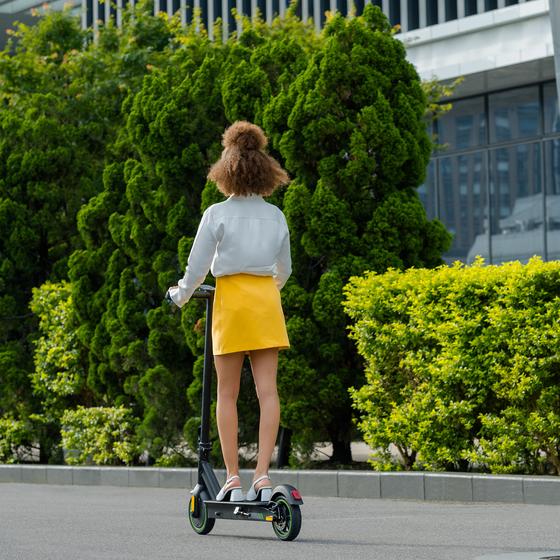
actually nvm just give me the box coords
[212,273,290,355]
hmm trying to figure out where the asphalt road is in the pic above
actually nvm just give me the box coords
[1,483,559,560]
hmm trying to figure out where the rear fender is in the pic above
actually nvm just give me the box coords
[271,484,303,505]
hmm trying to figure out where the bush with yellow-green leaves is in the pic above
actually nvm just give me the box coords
[344,258,560,475]
[61,406,139,465]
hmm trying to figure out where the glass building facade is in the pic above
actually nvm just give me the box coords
[419,81,560,264]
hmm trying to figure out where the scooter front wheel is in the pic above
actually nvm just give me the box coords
[188,494,215,535]
[271,496,302,541]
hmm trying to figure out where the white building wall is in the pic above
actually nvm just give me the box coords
[399,0,553,84]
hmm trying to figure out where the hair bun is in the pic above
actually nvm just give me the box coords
[222,121,267,151]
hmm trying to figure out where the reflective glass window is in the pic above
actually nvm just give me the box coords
[320,0,329,25]
[437,96,486,152]
[418,160,437,221]
[426,0,438,25]
[445,0,457,20]
[545,139,560,260]
[543,82,560,134]
[389,0,401,26]
[407,0,420,30]
[489,86,541,143]
[465,0,477,16]
[489,143,543,263]
[354,0,365,16]
[439,152,488,263]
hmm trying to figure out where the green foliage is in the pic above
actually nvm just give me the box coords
[0,416,32,463]
[1,3,450,466]
[262,5,450,461]
[30,282,86,406]
[28,281,89,462]
[345,258,560,475]
[61,405,140,465]
[0,1,176,461]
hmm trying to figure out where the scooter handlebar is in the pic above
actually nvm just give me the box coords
[192,285,216,299]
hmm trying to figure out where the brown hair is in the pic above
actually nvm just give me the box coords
[208,121,290,196]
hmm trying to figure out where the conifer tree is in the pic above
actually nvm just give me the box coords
[262,6,451,462]
[0,4,181,461]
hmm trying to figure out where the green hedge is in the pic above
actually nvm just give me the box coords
[344,258,560,475]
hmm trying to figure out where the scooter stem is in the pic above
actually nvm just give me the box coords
[192,285,216,462]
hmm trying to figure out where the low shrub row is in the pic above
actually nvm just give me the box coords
[344,258,560,475]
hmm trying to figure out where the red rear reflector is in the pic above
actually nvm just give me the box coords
[291,489,302,500]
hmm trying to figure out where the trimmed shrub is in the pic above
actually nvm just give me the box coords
[61,406,140,465]
[344,258,560,475]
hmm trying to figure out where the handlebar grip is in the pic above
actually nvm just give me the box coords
[192,285,216,299]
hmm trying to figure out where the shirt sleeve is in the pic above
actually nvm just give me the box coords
[275,214,292,290]
[167,208,217,308]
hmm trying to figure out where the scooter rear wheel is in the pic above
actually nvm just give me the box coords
[271,496,302,541]
[188,494,215,535]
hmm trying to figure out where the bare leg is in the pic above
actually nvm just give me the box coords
[214,351,245,488]
[249,348,280,489]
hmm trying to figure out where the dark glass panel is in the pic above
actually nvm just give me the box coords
[200,0,208,28]
[389,0,400,26]
[489,86,541,143]
[426,0,438,25]
[418,160,437,221]
[545,140,560,260]
[439,152,488,263]
[445,0,457,20]
[437,96,486,152]
[87,0,93,26]
[543,82,560,135]
[407,0,419,30]
[465,0,476,16]
[320,0,328,25]
[484,0,497,9]
[489,143,543,263]
[257,0,266,21]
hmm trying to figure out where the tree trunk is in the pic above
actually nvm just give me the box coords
[276,427,292,468]
[330,438,352,464]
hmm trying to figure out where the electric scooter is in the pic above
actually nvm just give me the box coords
[186,284,303,541]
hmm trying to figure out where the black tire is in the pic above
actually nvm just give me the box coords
[187,494,215,535]
[271,496,302,541]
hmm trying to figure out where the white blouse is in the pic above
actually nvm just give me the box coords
[167,194,292,308]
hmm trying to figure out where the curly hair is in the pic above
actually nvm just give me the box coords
[208,121,290,196]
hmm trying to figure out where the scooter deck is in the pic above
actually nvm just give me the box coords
[205,499,269,506]
[205,499,275,522]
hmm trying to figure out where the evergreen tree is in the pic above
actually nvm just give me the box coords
[0,3,179,461]
[262,6,451,462]
[68,32,230,461]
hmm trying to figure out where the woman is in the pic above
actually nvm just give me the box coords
[167,121,291,503]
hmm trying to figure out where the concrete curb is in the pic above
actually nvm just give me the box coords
[1,465,559,505]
